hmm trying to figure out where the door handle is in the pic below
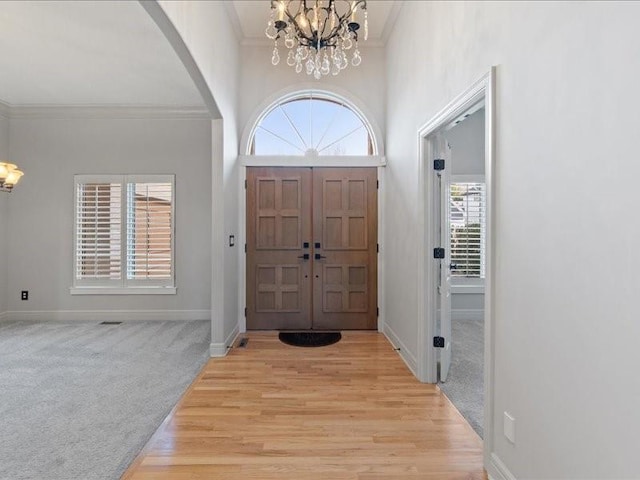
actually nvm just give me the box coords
[314,253,326,260]
[298,253,310,260]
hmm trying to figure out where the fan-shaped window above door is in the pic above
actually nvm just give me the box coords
[249,92,375,156]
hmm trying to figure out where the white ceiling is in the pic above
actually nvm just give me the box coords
[0,1,204,106]
[230,1,402,46]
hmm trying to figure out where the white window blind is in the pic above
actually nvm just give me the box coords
[450,182,486,279]
[126,181,173,282]
[75,180,122,283]
[74,175,175,290]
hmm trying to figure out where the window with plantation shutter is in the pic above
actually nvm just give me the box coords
[73,175,175,293]
[75,179,122,283]
[450,181,486,279]
[126,180,173,283]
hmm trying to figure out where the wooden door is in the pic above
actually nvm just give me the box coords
[246,167,312,330]
[312,168,377,330]
[247,167,377,330]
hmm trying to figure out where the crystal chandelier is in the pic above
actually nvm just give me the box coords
[0,162,24,193]
[266,0,368,79]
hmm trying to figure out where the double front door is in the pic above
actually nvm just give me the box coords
[246,167,377,330]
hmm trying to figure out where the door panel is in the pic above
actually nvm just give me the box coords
[312,168,377,330]
[247,166,377,331]
[247,167,312,330]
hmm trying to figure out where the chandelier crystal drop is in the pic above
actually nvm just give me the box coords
[266,0,368,79]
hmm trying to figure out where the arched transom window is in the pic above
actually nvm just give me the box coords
[250,92,375,156]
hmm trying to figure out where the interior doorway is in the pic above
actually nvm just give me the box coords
[416,68,495,466]
[436,106,487,438]
[246,166,378,331]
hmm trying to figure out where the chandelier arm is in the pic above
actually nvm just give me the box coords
[284,8,316,46]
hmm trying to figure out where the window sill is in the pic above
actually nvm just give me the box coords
[451,285,485,295]
[70,287,177,295]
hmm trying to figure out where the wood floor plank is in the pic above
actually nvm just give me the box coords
[122,332,486,480]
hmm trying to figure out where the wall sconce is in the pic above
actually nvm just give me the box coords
[0,162,24,192]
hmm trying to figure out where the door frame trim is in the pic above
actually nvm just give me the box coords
[238,160,386,333]
[415,67,496,470]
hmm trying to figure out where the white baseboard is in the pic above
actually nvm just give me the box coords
[210,324,240,357]
[487,453,517,480]
[3,309,210,322]
[452,308,484,321]
[382,323,418,377]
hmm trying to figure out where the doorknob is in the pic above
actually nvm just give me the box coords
[315,253,326,260]
[298,253,310,260]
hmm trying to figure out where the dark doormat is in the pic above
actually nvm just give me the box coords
[279,331,341,347]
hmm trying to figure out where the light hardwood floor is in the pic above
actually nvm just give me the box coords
[122,332,487,480]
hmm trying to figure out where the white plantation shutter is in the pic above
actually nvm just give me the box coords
[74,175,175,289]
[75,177,122,285]
[126,179,173,285]
[449,182,486,279]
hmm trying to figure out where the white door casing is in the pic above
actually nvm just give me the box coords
[437,135,452,382]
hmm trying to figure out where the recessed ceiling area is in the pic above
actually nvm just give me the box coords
[230,1,402,46]
[0,1,204,106]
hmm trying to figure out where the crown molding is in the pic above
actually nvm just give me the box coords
[381,1,404,46]
[1,104,211,120]
[224,1,244,42]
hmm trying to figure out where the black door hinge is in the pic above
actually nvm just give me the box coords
[433,247,445,259]
[377,243,379,253]
[433,336,445,348]
[244,307,247,317]
[376,180,379,189]
[434,159,445,171]
[376,307,379,317]
[244,179,247,189]
[244,244,247,253]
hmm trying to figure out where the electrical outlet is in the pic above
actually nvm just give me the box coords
[21,290,28,301]
[504,411,516,444]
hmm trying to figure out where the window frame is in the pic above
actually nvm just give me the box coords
[71,174,176,295]
[248,91,377,157]
[449,174,485,292]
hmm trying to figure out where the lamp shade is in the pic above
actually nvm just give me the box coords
[0,162,18,180]
[4,169,24,186]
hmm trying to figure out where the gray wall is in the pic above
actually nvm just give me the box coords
[159,0,241,351]
[385,2,640,478]
[5,115,211,319]
[0,114,8,316]
[445,108,485,319]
